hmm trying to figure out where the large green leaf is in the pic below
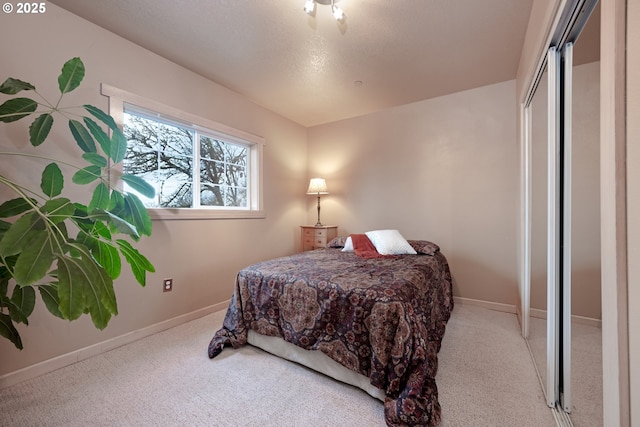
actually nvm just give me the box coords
[82,152,108,168]
[0,77,35,94]
[72,165,102,185]
[83,117,111,157]
[2,294,27,324]
[40,163,64,198]
[90,209,138,238]
[0,220,9,243]
[0,265,10,287]
[56,255,88,321]
[83,104,119,130]
[93,240,121,280]
[110,128,127,163]
[88,182,110,211]
[10,285,36,322]
[0,312,22,350]
[108,191,125,216]
[39,284,63,319]
[71,210,98,242]
[54,219,69,243]
[56,249,115,329]
[84,104,119,133]
[71,203,91,225]
[121,174,155,199]
[0,212,39,257]
[76,245,117,324]
[92,220,112,240]
[29,113,53,146]
[0,293,11,308]
[58,57,85,94]
[124,193,152,237]
[116,239,154,287]
[68,119,96,153]
[0,198,35,218]
[89,257,117,316]
[0,98,37,123]
[13,231,53,286]
[40,198,75,224]
[74,229,94,250]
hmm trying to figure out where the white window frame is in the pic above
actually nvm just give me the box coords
[102,84,265,220]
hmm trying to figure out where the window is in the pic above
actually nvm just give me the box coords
[102,84,264,219]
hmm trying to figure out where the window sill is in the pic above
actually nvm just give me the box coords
[148,208,265,220]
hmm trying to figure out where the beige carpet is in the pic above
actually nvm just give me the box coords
[0,304,556,426]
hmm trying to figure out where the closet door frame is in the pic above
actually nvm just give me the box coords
[561,42,573,414]
[546,45,561,408]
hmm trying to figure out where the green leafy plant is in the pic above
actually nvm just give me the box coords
[0,58,155,350]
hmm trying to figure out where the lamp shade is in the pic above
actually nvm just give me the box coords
[306,178,329,194]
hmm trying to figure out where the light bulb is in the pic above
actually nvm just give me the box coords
[304,0,315,15]
[332,5,345,21]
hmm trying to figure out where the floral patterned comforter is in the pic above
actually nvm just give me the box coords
[208,243,453,426]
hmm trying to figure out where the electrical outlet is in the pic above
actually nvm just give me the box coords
[163,278,173,292]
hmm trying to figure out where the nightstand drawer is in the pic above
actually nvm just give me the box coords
[300,226,338,251]
[304,228,327,238]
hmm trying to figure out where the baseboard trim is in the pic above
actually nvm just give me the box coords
[530,307,602,328]
[453,296,517,314]
[571,314,601,328]
[0,301,229,389]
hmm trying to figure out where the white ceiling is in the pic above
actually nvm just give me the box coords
[49,0,535,127]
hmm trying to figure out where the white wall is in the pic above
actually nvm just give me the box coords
[0,4,307,376]
[307,81,519,305]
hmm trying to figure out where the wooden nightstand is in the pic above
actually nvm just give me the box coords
[300,225,338,251]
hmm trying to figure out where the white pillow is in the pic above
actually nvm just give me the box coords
[341,236,354,252]
[365,229,417,255]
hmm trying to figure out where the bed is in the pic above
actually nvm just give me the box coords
[208,230,453,426]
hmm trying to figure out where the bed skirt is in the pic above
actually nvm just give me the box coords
[248,330,387,401]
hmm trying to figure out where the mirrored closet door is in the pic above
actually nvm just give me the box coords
[528,61,549,399]
[523,0,601,425]
[567,6,602,424]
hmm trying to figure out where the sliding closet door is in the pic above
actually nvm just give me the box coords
[528,60,549,401]
[526,46,563,409]
[567,6,602,423]
[527,44,573,412]
[558,30,603,423]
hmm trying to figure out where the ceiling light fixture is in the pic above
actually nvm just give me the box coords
[303,0,346,22]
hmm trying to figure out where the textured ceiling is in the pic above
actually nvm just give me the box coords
[49,0,535,127]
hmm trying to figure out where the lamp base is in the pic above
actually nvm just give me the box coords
[315,195,323,228]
